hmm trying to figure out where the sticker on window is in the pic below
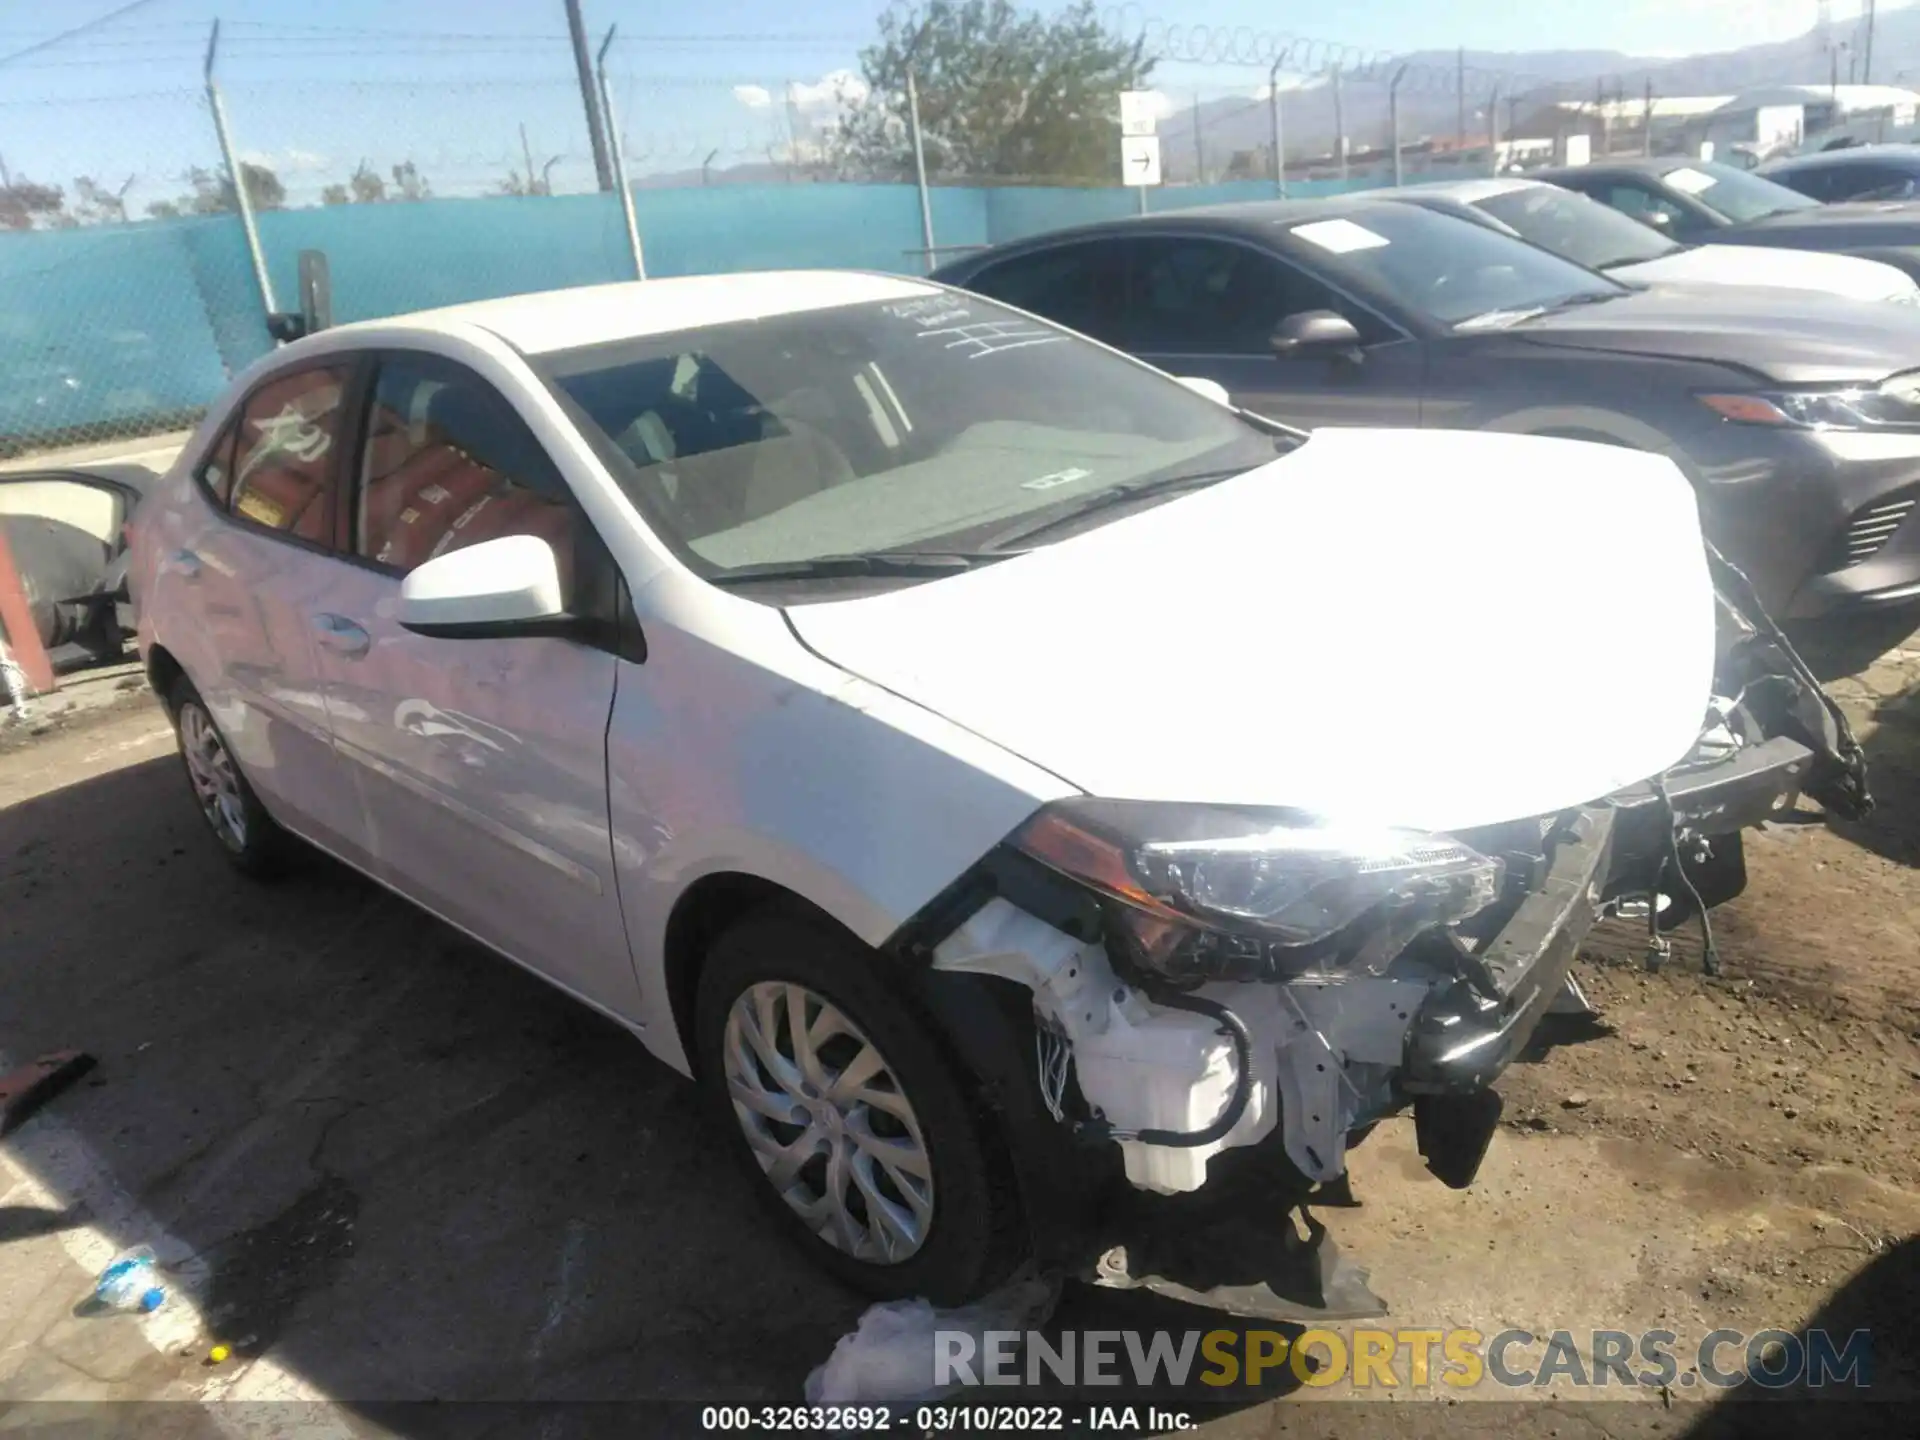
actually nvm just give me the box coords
[1290,219,1391,253]
[1664,167,1716,195]
[1021,466,1093,491]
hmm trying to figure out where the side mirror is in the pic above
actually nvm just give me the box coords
[1270,310,1364,358]
[1174,375,1233,406]
[397,534,571,640]
[1645,210,1674,228]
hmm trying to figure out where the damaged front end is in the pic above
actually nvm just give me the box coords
[890,543,1870,1321]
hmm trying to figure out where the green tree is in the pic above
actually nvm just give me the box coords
[0,174,66,230]
[147,163,286,217]
[837,0,1153,183]
[389,160,430,201]
[72,174,134,225]
[348,160,387,204]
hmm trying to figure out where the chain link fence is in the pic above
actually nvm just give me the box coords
[0,17,1852,457]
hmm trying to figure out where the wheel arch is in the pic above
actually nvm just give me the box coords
[146,642,185,711]
[660,870,860,1078]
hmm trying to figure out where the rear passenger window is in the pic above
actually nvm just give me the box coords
[355,359,580,595]
[966,242,1128,344]
[230,366,350,543]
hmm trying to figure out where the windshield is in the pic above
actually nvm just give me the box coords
[1668,162,1822,222]
[1474,184,1680,270]
[1283,203,1626,328]
[538,294,1276,582]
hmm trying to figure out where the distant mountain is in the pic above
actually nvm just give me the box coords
[1159,11,1920,179]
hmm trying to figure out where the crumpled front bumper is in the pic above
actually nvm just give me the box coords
[907,731,1821,1235]
[1402,806,1614,1096]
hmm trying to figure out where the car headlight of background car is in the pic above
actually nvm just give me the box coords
[1011,799,1503,986]
[1700,371,1920,429]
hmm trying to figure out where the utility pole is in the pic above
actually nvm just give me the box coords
[1192,92,1204,182]
[1332,65,1346,180]
[1457,47,1466,150]
[1596,77,1609,158]
[1865,0,1877,85]
[1643,78,1654,156]
[1489,80,1502,175]
[1389,65,1408,185]
[565,0,614,192]
[1268,53,1288,197]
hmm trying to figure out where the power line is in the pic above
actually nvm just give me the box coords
[0,0,168,68]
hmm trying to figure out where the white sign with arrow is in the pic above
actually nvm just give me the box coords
[1121,134,1162,187]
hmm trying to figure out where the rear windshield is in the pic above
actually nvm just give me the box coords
[1474,184,1679,270]
[1667,162,1822,223]
[1282,203,1624,328]
[535,294,1274,578]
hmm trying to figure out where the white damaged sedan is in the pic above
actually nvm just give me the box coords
[130,272,1868,1313]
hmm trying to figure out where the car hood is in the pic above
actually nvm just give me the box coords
[1610,243,1919,302]
[1499,285,1920,383]
[1743,199,1920,230]
[787,428,1717,834]
[1733,202,1920,248]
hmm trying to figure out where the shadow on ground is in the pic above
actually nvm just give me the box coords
[1824,678,1920,869]
[0,754,861,1419]
[0,755,1302,1436]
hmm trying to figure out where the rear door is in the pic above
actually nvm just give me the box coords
[305,350,638,1014]
[170,364,369,862]
[1121,233,1426,430]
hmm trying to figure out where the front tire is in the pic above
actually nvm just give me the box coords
[167,674,292,878]
[695,910,1022,1304]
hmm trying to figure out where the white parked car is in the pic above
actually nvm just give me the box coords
[131,273,1868,1309]
[1385,176,1920,303]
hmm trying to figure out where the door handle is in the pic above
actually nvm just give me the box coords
[164,548,202,580]
[311,613,371,658]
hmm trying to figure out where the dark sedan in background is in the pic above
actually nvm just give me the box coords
[1541,157,1920,281]
[931,198,1920,629]
[1760,144,1920,203]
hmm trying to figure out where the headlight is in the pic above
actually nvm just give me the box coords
[1011,799,1503,985]
[1699,372,1920,430]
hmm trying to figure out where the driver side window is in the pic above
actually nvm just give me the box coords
[1605,184,1685,229]
[1126,236,1392,354]
[354,358,581,598]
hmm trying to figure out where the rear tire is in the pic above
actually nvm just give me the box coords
[695,909,1022,1304]
[167,674,292,878]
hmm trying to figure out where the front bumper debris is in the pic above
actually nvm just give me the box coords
[1401,807,1613,1096]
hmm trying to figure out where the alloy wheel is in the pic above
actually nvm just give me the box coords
[178,702,248,852]
[722,981,935,1264]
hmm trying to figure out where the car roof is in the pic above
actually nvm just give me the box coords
[329,270,938,356]
[1377,177,1543,204]
[1762,144,1920,174]
[930,195,1416,274]
[1538,157,1694,183]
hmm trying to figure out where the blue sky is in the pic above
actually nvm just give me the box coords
[0,1,1890,208]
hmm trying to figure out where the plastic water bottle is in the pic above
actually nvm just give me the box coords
[95,1247,165,1313]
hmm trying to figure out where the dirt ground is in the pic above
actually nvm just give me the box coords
[2,634,1919,1438]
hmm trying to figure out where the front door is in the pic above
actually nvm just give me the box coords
[305,352,637,1015]
[1123,235,1427,431]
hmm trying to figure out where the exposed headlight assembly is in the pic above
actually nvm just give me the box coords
[1011,799,1503,986]
[1700,371,1920,430]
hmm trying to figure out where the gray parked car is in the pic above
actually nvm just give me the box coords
[1376,177,1919,302]
[1540,157,1920,282]
[1759,144,1920,204]
[930,198,1920,627]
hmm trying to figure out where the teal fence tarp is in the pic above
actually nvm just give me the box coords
[1,177,1379,448]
